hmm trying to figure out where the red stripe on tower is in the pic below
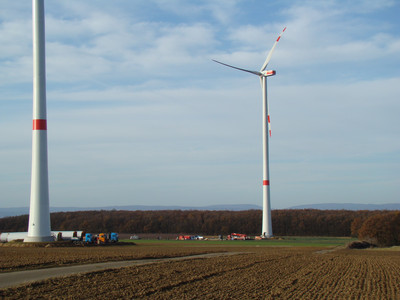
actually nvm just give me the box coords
[263,180,270,186]
[33,119,47,130]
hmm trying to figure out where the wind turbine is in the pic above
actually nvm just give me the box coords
[213,27,286,238]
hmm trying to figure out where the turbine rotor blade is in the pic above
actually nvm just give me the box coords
[268,103,271,137]
[212,59,262,76]
[260,27,286,72]
[260,77,271,136]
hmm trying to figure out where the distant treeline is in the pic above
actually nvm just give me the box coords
[0,209,399,246]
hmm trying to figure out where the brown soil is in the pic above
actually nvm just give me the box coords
[1,245,399,299]
[0,242,220,273]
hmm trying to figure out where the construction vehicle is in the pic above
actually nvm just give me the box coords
[97,232,119,244]
[85,233,94,243]
[97,233,107,244]
[83,232,119,244]
[109,232,119,242]
[227,233,248,240]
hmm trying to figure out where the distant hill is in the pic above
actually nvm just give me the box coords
[0,207,30,218]
[0,204,262,218]
[289,203,400,211]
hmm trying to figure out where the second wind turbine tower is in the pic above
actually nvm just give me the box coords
[213,27,286,238]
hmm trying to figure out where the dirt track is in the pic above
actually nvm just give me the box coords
[1,245,399,299]
[0,252,241,289]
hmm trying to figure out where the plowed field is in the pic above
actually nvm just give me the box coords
[1,243,399,299]
[0,243,220,273]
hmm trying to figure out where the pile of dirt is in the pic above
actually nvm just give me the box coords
[347,241,375,249]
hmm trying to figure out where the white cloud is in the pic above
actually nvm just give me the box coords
[0,19,31,58]
[154,0,240,25]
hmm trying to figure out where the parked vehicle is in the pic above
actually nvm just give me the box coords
[227,233,248,240]
[83,232,118,244]
[97,233,107,244]
[109,232,119,242]
[85,233,94,243]
[178,235,192,240]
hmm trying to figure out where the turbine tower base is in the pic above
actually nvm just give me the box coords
[262,233,274,239]
[24,235,54,243]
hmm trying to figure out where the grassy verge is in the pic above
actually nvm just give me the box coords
[121,236,357,248]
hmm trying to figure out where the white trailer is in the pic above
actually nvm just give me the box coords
[51,231,84,240]
[1,231,84,242]
[1,232,28,242]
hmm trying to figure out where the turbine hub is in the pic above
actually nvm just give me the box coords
[262,70,276,77]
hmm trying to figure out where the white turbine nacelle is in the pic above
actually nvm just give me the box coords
[261,70,276,77]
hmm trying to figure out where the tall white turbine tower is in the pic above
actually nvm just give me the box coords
[24,0,53,242]
[213,27,286,238]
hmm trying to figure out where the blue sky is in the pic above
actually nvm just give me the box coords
[0,0,399,209]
